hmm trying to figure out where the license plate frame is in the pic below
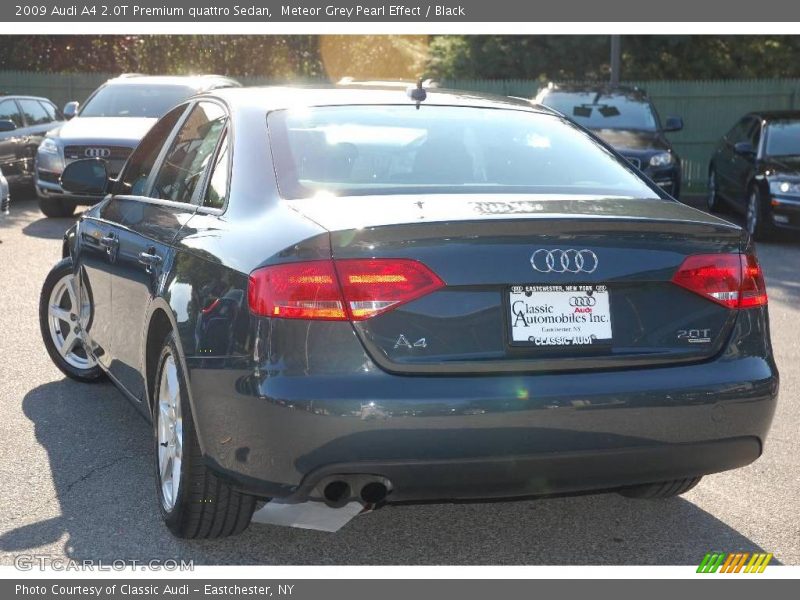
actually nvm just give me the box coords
[507,284,613,348]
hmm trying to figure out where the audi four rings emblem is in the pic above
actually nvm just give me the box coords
[569,296,596,307]
[530,249,599,274]
[84,147,111,158]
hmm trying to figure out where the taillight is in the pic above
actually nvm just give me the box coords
[248,258,444,321]
[671,253,767,309]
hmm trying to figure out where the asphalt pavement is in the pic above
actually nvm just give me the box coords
[0,192,798,565]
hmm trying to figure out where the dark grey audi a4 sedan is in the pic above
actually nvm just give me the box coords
[39,85,778,539]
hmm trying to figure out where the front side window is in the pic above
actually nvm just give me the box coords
[725,118,752,145]
[152,102,227,204]
[116,104,187,196]
[539,92,658,131]
[267,105,658,200]
[764,120,800,157]
[18,99,52,126]
[80,84,196,118]
[38,101,59,121]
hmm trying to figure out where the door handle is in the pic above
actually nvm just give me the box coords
[99,235,117,248]
[138,251,162,267]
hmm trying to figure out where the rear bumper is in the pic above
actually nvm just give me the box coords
[284,437,761,503]
[186,348,778,502]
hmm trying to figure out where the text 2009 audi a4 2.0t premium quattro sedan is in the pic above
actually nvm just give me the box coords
[39,85,778,539]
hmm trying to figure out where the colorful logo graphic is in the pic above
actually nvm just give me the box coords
[697,552,773,573]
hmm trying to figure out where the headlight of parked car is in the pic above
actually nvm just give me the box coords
[38,138,60,155]
[649,152,674,168]
[769,180,800,196]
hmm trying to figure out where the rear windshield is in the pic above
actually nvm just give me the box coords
[539,91,658,132]
[764,120,800,157]
[80,84,195,118]
[267,105,658,199]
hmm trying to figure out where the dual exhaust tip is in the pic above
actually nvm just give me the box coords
[322,478,389,508]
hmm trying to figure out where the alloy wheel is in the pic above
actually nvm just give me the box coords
[46,274,96,370]
[157,355,183,512]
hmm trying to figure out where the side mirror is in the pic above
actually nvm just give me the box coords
[0,119,17,133]
[63,101,79,120]
[664,116,683,132]
[60,158,109,195]
[734,141,756,157]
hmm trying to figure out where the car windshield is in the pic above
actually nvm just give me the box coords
[267,105,658,199]
[764,119,800,157]
[80,84,195,118]
[540,91,659,132]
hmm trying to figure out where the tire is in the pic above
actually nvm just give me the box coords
[706,168,721,212]
[39,257,104,383]
[39,196,76,218]
[745,185,773,241]
[154,332,258,539]
[618,476,702,499]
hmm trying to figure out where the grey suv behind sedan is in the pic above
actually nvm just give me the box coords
[35,74,239,218]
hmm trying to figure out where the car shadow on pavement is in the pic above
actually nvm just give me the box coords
[1,378,778,566]
[0,195,78,240]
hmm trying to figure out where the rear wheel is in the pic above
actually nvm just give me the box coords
[706,169,721,212]
[154,332,258,538]
[618,476,702,499]
[746,185,773,241]
[39,257,103,382]
[39,196,76,218]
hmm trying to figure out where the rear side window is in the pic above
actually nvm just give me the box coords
[152,102,227,204]
[203,129,230,209]
[0,100,23,128]
[18,99,52,126]
[267,105,658,199]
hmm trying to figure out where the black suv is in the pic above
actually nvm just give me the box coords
[708,111,800,240]
[535,84,683,198]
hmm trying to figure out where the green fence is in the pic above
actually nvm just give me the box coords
[3,71,800,192]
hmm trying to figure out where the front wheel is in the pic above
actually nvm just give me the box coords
[746,186,773,241]
[39,257,104,383]
[38,196,76,218]
[154,332,258,538]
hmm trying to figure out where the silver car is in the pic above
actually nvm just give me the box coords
[35,74,239,218]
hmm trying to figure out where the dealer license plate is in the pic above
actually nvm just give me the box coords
[508,284,612,346]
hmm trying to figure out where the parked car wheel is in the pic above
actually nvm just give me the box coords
[706,168,721,212]
[39,257,104,382]
[618,476,702,499]
[39,196,76,218]
[746,186,773,241]
[154,332,258,539]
